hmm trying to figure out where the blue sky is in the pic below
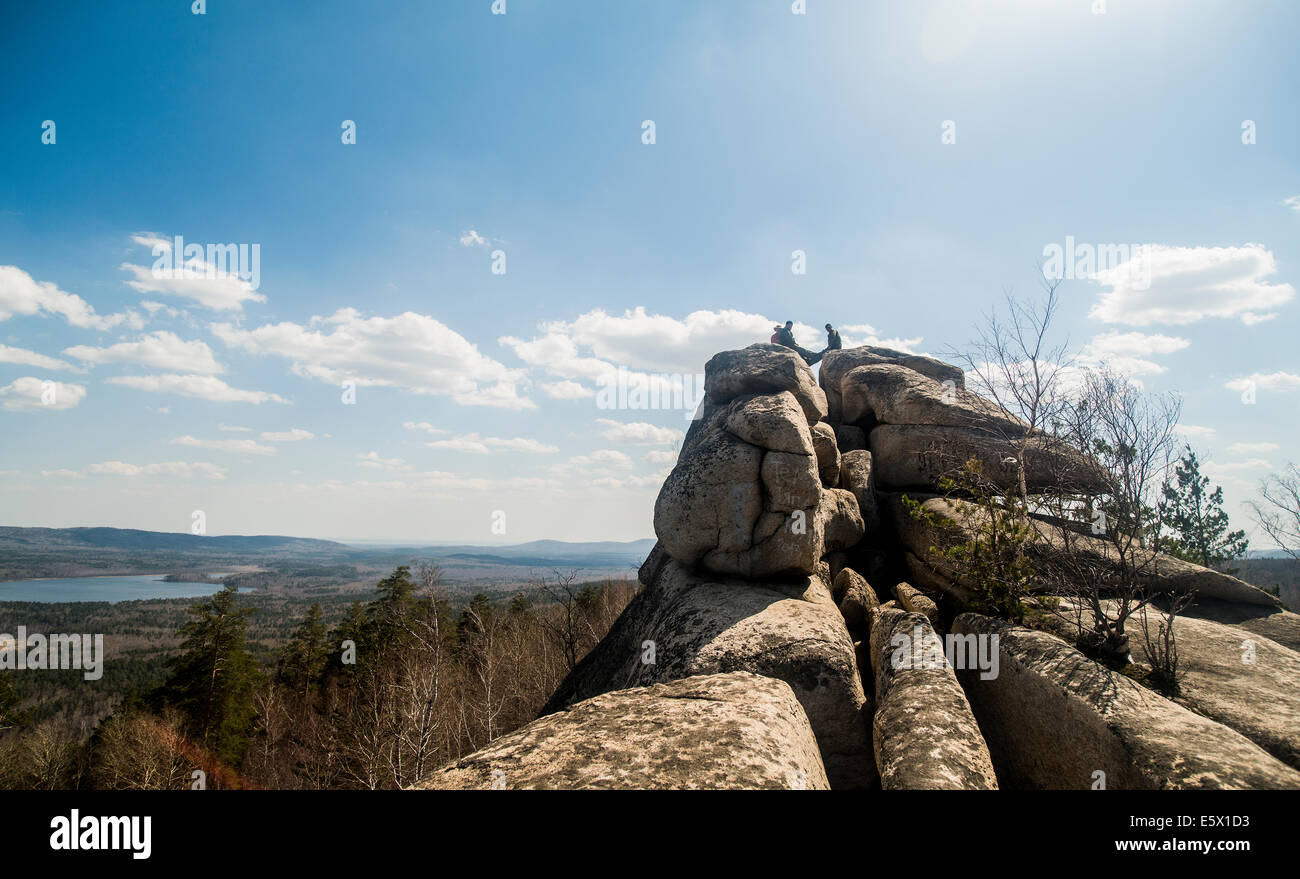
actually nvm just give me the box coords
[1,0,1296,543]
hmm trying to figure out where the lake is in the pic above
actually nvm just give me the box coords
[0,574,244,604]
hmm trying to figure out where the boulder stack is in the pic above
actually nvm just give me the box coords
[412,342,1300,791]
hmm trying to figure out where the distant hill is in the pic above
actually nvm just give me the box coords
[0,526,347,553]
[0,526,655,581]
[415,538,656,569]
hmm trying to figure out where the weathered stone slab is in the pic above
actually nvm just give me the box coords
[415,673,830,790]
[867,607,998,789]
[952,613,1300,789]
[543,556,874,788]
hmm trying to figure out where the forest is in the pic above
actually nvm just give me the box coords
[0,565,636,789]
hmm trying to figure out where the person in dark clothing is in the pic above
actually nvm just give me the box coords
[775,320,820,365]
[824,324,842,352]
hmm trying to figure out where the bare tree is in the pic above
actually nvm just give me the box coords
[535,570,602,673]
[947,276,1072,504]
[1044,366,1183,660]
[1250,464,1300,560]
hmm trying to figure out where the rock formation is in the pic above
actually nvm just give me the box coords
[413,342,1300,791]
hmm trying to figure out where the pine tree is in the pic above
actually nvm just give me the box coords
[277,603,329,702]
[1159,445,1249,571]
[158,586,261,766]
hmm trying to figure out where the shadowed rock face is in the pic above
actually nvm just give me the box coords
[869,423,1107,494]
[833,567,879,632]
[868,607,998,790]
[838,450,879,534]
[952,614,1300,789]
[414,672,830,790]
[541,553,874,789]
[885,493,1282,608]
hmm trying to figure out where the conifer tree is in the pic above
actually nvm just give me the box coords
[158,586,261,766]
[1159,445,1249,571]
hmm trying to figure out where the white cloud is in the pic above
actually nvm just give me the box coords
[1089,244,1294,326]
[1228,441,1279,454]
[357,451,410,471]
[427,433,558,454]
[0,377,86,411]
[595,418,684,445]
[139,300,180,317]
[1175,424,1216,439]
[106,373,289,404]
[84,460,227,479]
[541,380,596,400]
[218,424,251,432]
[569,449,635,469]
[1081,331,1190,376]
[506,307,785,376]
[643,449,677,466]
[213,308,532,409]
[459,230,488,247]
[0,265,141,330]
[0,343,76,371]
[1224,371,1300,393]
[834,324,923,351]
[1285,195,1300,212]
[403,421,449,435]
[172,435,276,455]
[119,234,265,311]
[64,331,223,374]
[502,308,922,398]
[260,428,314,442]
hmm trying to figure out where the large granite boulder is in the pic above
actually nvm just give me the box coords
[867,607,998,789]
[869,424,1108,493]
[656,384,866,577]
[725,391,814,455]
[817,487,866,552]
[952,613,1300,789]
[654,428,765,567]
[840,363,1027,434]
[542,555,874,788]
[820,346,964,423]
[705,344,827,423]
[414,672,830,790]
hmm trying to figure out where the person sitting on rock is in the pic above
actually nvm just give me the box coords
[770,325,782,344]
[824,323,842,353]
[776,321,821,365]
